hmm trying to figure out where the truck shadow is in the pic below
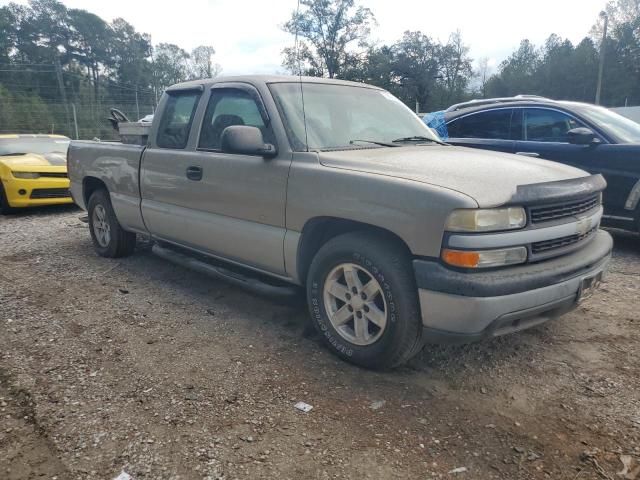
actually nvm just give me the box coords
[124,246,543,382]
[71,226,633,391]
[2,204,80,219]
[606,227,640,256]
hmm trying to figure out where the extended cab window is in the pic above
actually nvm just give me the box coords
[199,89,273,150]
[156,91,201,149]
[524,109,583,142]
[448,109,512,140]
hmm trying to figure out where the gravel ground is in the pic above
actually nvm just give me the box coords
[1,205,639,480]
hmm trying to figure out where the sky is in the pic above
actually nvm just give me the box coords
[5,0,609,75]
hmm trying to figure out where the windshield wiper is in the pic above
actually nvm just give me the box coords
[349,139,399,148]
[0,152,28,156]
[392,136,446,145]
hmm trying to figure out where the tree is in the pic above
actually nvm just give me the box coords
[282,0,375,78]
[476,57,491,98]
[110,18,153,93]
[486,39,541,97]
[68,9,112,102]
[592,0,640,37]
[152,43,190,92]
[190,45,221,79]
[0,5,19,64]
[439,31,473,103]
[390,31,441,110]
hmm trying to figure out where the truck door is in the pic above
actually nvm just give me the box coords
[141,84,290,275]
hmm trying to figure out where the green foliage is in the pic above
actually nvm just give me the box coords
[1,0,639,139]
[485,9,639,106]
[0,0,220,138]
[284,0,640,111]
[283,0,375,78]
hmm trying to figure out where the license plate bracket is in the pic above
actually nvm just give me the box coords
[578,271,604,303]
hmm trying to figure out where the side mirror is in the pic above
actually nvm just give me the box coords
[220,125,276,158]
[567,127,599,146]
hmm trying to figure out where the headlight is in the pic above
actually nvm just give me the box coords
[442,246,527,268]
[445,207,526,232]
[12,172,40,179]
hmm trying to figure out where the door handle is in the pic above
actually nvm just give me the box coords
[186,166,203,181]
[515,152,540,158]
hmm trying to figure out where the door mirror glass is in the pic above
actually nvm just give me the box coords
[221,125,276,157]
[567,127,598,145]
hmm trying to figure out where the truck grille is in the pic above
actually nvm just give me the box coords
[30,188,71,199]
[531,226,598,254]
[529,194,600,224]
[39,172,68,178]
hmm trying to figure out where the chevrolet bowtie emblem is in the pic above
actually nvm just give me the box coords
[576,217,592,236]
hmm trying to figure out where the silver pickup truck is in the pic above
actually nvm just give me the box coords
[68,75,612,369]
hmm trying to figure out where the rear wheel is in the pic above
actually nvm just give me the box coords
[307,231,423,369]
[0,184,16,214]
[87,189,136,258]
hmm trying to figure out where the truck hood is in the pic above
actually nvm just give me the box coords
[318,145,589,207]
[0,153,67,170]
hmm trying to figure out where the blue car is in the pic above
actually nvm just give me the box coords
[426,96,640,235]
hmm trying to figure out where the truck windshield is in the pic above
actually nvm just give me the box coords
[571,104,640,144]
[269,82,441,151]
[0,137,70,156]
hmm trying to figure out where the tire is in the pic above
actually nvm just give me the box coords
[87,189,136,258]
[307,231,423,370]
[0,183,16,215]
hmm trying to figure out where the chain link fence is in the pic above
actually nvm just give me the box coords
[0,66,158,141]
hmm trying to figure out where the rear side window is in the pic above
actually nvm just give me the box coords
[198,88,273,151]
[524,108,583,142]
[447,109,513,140]
[156,91,201,149]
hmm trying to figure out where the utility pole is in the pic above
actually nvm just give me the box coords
[595,11,608,105]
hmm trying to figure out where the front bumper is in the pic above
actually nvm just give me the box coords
[1,176,72,208]
[414,230,613,343]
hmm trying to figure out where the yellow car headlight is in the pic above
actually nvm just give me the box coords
[12,171,41,179]
[445,207,526,232]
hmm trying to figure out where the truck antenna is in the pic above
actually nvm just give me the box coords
[294,0,309,150]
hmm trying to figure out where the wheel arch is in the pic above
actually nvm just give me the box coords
[296,216,413,285]
[83,176,108,207]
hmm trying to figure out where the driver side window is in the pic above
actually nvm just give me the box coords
[198,89,273,150]
[524,109,584,143]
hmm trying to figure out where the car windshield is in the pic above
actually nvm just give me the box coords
[269,82,441,151]
[570,104,640,144]
[0,137,70,156]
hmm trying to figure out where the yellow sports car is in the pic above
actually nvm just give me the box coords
[0,134,72,214]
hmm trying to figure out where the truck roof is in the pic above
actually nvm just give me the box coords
[167,75,383,92]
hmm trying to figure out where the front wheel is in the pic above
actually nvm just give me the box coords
[307,232,423,369]
[87,189,136,258]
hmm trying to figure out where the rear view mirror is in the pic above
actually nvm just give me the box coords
[567,127,599,146]
[221,125,276,158]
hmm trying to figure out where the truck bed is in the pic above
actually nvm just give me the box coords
[67,140,146,232]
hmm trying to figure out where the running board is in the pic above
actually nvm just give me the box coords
[152,244,300,299]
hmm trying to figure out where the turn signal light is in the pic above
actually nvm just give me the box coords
[442,246,528,268]
[441,250,480,268]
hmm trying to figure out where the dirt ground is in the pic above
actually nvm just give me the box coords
[1,205,639,480]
